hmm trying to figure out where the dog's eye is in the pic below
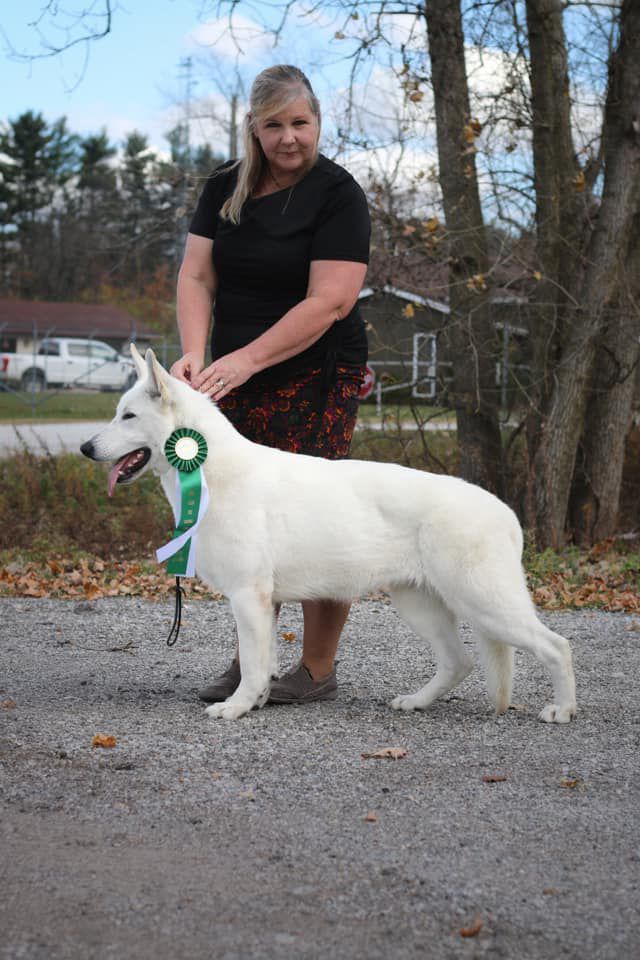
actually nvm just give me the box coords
[122,412,136,420]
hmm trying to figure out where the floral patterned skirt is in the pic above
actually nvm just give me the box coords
[217,365,364,460]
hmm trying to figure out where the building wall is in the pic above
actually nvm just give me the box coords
[359,291,532,407]
[359,292,450,401]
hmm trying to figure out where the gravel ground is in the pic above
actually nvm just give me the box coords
[1,596,639,960]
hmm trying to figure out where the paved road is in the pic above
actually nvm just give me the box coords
[1,597,638,959]
[0,416,461,458]
[0,421,106,456]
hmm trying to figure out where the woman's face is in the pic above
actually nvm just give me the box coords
[253,95,319,182]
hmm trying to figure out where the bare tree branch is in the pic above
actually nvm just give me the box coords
[2,1,113,60]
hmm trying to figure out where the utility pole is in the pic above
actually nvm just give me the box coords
[229,92,239,159]
[175,57,196,272]
[178,56,195,176]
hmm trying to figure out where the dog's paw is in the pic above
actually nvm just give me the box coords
[205,700,253,721]
[538,703,576,724]
[390,694,424,712]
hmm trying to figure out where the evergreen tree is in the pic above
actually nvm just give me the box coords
[0,111,78,295]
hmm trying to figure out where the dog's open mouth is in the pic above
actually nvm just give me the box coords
[107,448,151,496]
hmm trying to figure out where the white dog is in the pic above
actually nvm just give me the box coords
[80,346,576,724]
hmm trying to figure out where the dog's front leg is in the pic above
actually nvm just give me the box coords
[205,586,274,721]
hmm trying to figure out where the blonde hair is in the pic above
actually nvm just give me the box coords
[221,65,321,224]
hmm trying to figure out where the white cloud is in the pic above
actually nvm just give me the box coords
[186,15,275,62]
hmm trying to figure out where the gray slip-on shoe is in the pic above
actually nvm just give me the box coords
[198,659,241,703]
[268,662,338,704]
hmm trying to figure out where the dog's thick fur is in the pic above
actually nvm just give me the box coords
[81,347,576,724]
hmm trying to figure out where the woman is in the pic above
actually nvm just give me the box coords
[171,64,370,704]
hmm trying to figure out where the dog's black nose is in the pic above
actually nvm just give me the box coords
[80,440,95,458]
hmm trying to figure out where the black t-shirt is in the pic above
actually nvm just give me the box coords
[188,154,370,387]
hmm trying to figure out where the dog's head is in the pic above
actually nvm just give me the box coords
[80,345,187,495]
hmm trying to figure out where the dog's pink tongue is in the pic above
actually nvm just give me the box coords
[107,455,129,498]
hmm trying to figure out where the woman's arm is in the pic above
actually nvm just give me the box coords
[192,259,367,398]
[171,233,218,384]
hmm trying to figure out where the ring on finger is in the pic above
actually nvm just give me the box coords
[214,378,225,388]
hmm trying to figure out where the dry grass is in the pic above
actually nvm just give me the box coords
[0,449,170,558]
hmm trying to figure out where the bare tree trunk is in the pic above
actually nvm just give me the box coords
[523,0,584,530]
[425,0,504,496]
[533,0,640,547]
[525,0,582,274]
[570,210,640,543]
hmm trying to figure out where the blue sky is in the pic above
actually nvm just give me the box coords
[0,2,487,210]
[0,1,336,153]
[1,1,435,205]
[0,2,444,218]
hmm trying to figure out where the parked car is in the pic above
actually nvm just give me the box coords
[0,338,137,392]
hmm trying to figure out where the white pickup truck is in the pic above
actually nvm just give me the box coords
[0,337,137,392]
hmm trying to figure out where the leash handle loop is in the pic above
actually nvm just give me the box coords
[166,577,185,646]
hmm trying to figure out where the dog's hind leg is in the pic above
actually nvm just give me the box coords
[206,586,275,721]
[389,587,473,713]
[465,603,576,724]
[476,636,514,715]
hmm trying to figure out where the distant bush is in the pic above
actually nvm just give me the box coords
[0,450,171,558]
[350,427,458,473]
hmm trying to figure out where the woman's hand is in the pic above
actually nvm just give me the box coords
[191,348,258,399]
[170,351,204,385]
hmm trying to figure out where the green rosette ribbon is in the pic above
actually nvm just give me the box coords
[156,428,209,576]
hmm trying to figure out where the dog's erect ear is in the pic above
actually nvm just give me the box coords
[130,343,146,380]
[144,348,172,405]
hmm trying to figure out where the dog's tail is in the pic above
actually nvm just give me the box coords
[477,636,513,714]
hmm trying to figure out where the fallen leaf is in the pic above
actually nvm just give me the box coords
[108,639,134,653]
[362,747,408,760]
[482,774,507,783]
[2,699,17,709]
[19,578,46,597]
[459,914,483,938]
[364,811,378,822]
[542,888,558,896]
[280,631,297,643]
[92,734,117,749]
[560,777,582,789]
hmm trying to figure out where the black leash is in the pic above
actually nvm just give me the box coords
[166,576,186,646]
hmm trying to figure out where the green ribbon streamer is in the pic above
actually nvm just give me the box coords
[156,428,209,577]
[166,468,203,576]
